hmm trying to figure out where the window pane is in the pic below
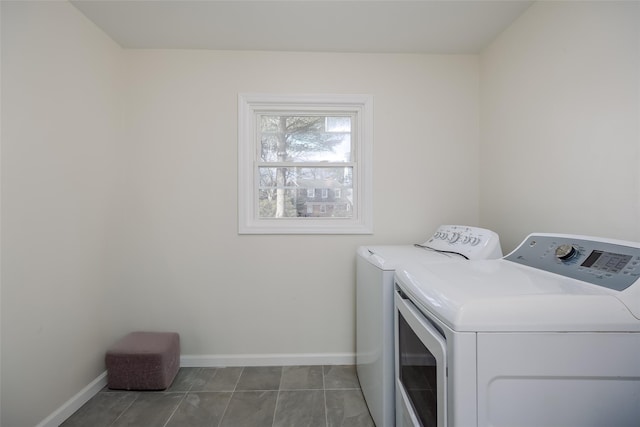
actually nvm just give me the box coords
[258,166,353,218]
[326,116,351,132]
[259,115,352,162]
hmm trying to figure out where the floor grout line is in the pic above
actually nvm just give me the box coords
[187,367,202,393]
[323,365,329,427]
[162,392,187,427]
[273,366,284,427]
[108,392,139,427]
[232,366,244,393]
[214,366,244,427]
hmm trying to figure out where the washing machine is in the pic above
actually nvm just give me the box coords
[394,233,640,427]
[356,225,502,427]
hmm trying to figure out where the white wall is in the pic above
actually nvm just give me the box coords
[1,2,125,426]
[1,3,481,425]
[480,1,640,252]
[118,50,480,357]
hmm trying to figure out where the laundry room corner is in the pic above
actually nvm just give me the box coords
[479,0,640,251]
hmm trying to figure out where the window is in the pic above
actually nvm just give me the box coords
[238,93,373,234]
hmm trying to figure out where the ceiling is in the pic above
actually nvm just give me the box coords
[71,0,535,54]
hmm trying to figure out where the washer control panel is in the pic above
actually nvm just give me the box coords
[423,225,503,260]
[505,234,640,291]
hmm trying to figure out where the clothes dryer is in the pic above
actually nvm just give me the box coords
[394,233,640,427]
[356,225,502,427]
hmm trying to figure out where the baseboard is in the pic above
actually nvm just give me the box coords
[180,352,356,367]
[35,371,108,427]
[39,352,355,426]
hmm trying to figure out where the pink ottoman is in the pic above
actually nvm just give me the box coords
[105,331,180,390]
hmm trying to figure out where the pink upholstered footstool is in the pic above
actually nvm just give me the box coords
[105,331,180,390]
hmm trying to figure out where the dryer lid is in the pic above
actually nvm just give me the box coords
[396,254,640,333]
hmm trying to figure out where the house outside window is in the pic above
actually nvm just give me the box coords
[238,93,373,234]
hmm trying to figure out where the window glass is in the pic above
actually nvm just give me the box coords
[258,167,353,218]
[259,115,352,163]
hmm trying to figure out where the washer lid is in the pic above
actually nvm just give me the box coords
[357,245,457,271]
[395,259,640,332]
[357,225,502,270]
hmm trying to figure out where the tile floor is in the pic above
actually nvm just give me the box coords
[61,365,375,427]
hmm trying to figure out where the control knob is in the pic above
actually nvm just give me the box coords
[555,244,578,261]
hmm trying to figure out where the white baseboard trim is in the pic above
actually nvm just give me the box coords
[36,371,108,427]
[180,352,356,367]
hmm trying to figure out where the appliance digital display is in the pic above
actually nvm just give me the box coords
[581,250,632,273]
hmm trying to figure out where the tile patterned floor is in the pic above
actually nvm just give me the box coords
[61,365,375,427]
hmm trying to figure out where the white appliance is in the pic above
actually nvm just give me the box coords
[394,233,640,427]
[356,225,502,427]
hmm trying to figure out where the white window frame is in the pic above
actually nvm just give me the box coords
[238,93,373,234]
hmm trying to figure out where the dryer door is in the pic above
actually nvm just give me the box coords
[395,290,447,427]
